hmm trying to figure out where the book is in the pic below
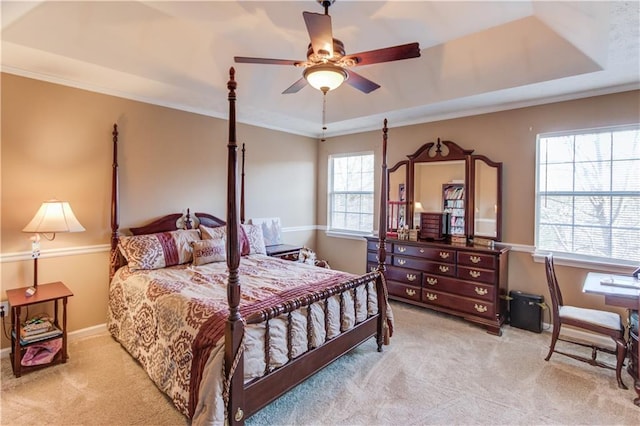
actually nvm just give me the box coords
[21,321,53,337]
[13,327,63,345]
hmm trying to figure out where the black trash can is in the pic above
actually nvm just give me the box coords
[509,290,544,333]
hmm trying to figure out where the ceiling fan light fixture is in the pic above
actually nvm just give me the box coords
[304,64,347,92]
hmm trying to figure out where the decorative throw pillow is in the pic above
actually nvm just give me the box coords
[200,224,265,256]
[241,224,267,255]
[118,229,200,271]
[192,238,226,266]
[199,224,226,241]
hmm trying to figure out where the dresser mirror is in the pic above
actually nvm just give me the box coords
[387,161,408,231]
[471,155,502,241]
[387,138,502,241]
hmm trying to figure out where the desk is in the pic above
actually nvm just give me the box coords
[583,272,639,407]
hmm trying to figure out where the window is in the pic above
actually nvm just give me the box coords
[328,152,374,234]
[535,125,640,265]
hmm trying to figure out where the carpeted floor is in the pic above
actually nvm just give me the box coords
[2,301,638,425]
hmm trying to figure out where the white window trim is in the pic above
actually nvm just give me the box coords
[327,151,375,237]
[534,123,640,270]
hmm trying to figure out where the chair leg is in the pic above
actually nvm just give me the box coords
[612,337,627,390]
[545,323,560,361]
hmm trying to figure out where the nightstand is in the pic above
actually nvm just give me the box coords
[6,281,73,377]
[266,244,302,261]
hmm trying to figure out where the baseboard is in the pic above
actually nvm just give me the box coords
[1,323,107,359]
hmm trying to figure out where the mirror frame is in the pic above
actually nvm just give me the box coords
[469,154,503,241]
[408,139,473,235]
[386,138,503,242]
[387,160,409,231]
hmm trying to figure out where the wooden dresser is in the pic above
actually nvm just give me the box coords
[366,237,509,335]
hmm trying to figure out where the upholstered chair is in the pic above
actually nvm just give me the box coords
[544,254,627,389]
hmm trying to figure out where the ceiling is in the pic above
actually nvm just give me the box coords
[2,1,639,138]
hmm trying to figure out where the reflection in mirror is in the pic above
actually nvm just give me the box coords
[388,162,407,231]
[472,156,502,241]
[413,161,465,226]
[474,160,498,237]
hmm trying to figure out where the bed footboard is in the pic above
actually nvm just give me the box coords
[233,270,387,421]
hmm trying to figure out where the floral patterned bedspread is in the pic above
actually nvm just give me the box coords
[107,255,380,420]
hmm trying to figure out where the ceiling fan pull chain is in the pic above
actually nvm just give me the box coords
[321,90,328,142]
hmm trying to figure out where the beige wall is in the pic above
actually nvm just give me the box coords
[2,72,638,350]
[0,73,317,349]
[317,90,639,319]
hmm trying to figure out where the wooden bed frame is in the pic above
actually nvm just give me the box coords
[108,67,389,424]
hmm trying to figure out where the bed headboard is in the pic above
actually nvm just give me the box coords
[129,211,225,235]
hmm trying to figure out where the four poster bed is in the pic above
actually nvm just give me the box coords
[107,68,392,425]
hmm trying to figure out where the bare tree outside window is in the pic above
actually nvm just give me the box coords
[536,125,640,264]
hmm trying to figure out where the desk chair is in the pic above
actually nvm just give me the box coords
[544,254,627,389]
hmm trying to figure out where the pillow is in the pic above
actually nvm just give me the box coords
[192,238,226,266]
[118,229,200,271]
[241,224,267,255]
[199,224,226,240]
[200,224,266,255]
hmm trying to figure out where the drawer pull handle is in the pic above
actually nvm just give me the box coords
[398,259,407,266]
[407,274,417,282]
[470,255,481,264]
[475,287,488,296]
[439,265,449,273]
[439,252,450,259]
[469,270,481,278]
[474,304,488,313]
[405,288,416,297]
[420,248,425,253]
[398,247,407,253]
[426,277,438,286]
[425,293,438,301]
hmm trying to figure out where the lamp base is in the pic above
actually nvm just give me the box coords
[25,286,36,297]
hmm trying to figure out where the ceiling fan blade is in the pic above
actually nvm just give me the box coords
[234,56,300,66]
[343,42,421,66]
[303,11,333,58]
[345,70,380,94]
[282,77,308,94]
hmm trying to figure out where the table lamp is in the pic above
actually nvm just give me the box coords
[413,201,424,228]
[22,200,85,295]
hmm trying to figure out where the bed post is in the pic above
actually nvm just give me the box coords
[376,119,389,351]
[109,123,120,280]
[225,67,246,425]
[241,143,246,224]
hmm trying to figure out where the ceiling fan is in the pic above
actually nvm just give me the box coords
[234,0,421,95]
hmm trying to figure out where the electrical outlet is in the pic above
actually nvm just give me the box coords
[0,300,9,315]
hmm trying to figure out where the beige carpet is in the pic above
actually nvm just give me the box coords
[2,302,638,425]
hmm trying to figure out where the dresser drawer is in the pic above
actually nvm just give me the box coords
[421,289,497,319]
[367,240,392,253]
[387,280,421,302]
[393,256,456,277]
[457,265,496,284]
[423,274,494,301]
[367,251,391,264]
[385,265,421,286]
[394,244,455,262]
[457,251,496,269]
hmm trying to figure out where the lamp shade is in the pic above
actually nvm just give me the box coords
[304,64,348,92]
[23,200,85,234]
[414,202,424,212]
